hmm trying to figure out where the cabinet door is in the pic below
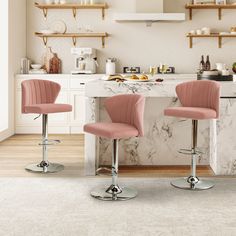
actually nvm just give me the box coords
[70,91,86,133]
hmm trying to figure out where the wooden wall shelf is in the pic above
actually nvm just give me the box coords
[187,33,236,48]
[185,4,236,20]
[35,32,109,48]
[35,2,108,19]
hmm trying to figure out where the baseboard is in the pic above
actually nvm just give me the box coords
[0,129,14,142]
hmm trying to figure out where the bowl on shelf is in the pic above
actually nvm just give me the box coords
[31,64,42,70]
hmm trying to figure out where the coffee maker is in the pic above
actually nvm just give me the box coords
[71,48,98,74]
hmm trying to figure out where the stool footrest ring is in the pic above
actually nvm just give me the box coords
[39,139,61,146]
[178,148,203,156]
[96,167,112,176]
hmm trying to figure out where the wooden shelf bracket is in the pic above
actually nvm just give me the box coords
[42,36,48,46]
[72,36,77,46]
[72,8,77,19]
[43,8,48,19]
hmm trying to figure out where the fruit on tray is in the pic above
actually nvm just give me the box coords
[232,62,236,73]
[140,74,149,81]
[130,75,139,80]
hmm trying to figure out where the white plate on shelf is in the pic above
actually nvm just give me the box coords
[39,29,56,35]
[51,20,67,34]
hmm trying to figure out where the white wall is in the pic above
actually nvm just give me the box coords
[0,0,9,133]
[0,0,27,141]
[27,0,236,74]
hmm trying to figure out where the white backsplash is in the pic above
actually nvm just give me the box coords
[27,0,236,74]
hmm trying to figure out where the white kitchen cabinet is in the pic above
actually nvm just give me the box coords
[15,74,102,134]
[70,91,87,133]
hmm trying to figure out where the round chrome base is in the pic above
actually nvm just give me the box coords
[171,178,214,191]
[91,186,138,201]
[25,163,64,173]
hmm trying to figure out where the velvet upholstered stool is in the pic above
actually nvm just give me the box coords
[84,94,145,201]
[164,80,220,190]
[21,79,72,173]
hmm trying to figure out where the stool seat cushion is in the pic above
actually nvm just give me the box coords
[164,107,217,120]
[24,104,72,114]
[84,122,139,139]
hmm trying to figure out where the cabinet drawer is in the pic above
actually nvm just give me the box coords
[70,79,86,90]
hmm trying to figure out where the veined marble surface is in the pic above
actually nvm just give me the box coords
[84,76,236,176]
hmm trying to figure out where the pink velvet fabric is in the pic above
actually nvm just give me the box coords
[165,80,220,120]
[24,104,72,114]
[21,79,72,114]
[84,123,139,139]
[84,94,145,139]
[164,107,217,120]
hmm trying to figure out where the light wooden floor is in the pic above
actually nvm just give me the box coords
[0,134,214,178]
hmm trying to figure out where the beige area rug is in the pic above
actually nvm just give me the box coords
[0,177,235,236]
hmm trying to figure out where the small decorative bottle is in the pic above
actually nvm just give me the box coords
[205,55,211,71]
[49,53,62,74]
[199,55,205,72]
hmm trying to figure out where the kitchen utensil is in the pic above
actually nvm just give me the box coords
[31,64,42,70]
[216,63,226,72]
[51,20,67,34]
[106,58,116,75]
[49,53,61,74]
[42,47,54,73]
[196,29,202,35]
[231,27,236,32]
[221,69,230,76]
[202,27,211,35]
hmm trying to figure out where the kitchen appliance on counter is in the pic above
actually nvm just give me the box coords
[106,58,116,75]
[71,47,98,74]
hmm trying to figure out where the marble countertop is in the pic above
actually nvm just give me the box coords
[85,79,236,98]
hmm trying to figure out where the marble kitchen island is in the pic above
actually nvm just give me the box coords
[84,75,236,176]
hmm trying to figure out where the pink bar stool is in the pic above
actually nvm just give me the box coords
[164,80,220,190]
[22,79,72,173]
[84,94,145,201]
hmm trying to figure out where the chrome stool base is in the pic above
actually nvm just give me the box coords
[25,163,64,173]
[91,186,138,201]
[171,178,214,191]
